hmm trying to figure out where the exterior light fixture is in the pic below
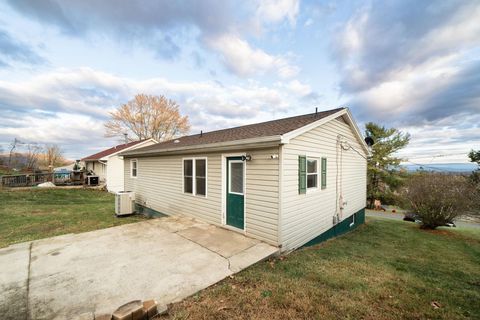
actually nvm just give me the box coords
[242,155,252,161]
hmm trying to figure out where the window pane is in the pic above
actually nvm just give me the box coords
[195,159,206,178]
[196,177,206,196]
[184,159,193,176]
[230,162,243,194]
[132,161,137,176]
[184,177,193,193]
[307,159,317,173]
[307,174,317,188]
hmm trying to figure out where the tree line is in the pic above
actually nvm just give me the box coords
[0,139,66,173]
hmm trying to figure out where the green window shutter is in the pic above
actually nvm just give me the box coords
[321,157,327,189]
[298,155,306,194]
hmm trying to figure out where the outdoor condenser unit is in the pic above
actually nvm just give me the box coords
[86,176,99,186]
[115,191,136,216]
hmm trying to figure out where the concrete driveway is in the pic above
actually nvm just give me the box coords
[0,216,278,320]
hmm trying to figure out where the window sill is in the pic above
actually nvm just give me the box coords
[306,187,319,194]
[183,192,208,199]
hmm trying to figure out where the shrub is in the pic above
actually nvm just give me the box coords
[402,173,476,229]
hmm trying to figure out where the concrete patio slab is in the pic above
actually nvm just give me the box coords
[0,215,278,320]
[177,224,259,258]
[0,242,30,320]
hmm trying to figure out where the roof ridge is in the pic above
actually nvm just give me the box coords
[120,106,346,156]
[171,107,345,141]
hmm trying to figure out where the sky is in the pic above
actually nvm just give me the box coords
[0,0,479,164]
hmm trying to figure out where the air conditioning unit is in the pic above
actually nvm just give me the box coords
[86,176,99,186]
[115,191,136,216]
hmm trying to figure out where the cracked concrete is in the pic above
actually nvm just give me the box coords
[0,215,278,320]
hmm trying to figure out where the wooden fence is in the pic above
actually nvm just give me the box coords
[0,172,87,188]
[1,173,54,188]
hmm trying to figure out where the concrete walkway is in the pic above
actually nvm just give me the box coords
[0,216,279,320]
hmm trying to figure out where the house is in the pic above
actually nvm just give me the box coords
[81,139,156,192]
[120,107,370,252]
[53,161,84,172]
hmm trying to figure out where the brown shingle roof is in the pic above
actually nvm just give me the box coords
[81,140,148,161]
[122,107,344,156]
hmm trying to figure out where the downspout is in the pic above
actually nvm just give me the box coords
[335,135,346,224]
[277,144,284,250]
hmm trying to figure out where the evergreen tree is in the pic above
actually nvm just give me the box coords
[468,149,480,184]
[365,123,410,208]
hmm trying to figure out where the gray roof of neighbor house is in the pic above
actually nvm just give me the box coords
[121,107,345,157]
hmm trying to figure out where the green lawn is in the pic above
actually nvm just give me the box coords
[161,218,480,320]
[0,188,147,247]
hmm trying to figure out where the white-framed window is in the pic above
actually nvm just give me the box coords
[130,159,138,178]
[228,160,244,195]
[306,158,318,189]
[183,158,207,197]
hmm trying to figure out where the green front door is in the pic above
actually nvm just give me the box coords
[226,157,245,229]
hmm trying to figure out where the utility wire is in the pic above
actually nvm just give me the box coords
[403,160,470,172]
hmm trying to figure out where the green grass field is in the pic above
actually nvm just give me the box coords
[161,218,480,320]
[0,188,147,247]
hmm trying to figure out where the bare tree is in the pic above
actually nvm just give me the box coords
[44,144,64,171]
[25,143,42,171]
[8,138,23,169]
[105,94,190,142]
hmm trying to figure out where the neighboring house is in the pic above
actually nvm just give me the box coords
[81,139,156,192]
[120,108,370,252]
[53,161,84,172]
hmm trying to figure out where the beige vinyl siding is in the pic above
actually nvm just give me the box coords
[245,148,279,244]
[280,117,367,251]
[124,147,280,245]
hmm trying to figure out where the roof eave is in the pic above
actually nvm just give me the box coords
[121,135,282,157]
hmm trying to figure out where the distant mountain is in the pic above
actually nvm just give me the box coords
[401,163,478,173]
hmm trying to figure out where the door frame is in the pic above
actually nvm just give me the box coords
[221,153,247,233]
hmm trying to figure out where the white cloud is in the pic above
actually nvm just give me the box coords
[396,115,480,164]
[206,33,299,78]
[0,67,316,158]
[256,0,300,26]
[283,79,312,96]
[6,0,301,79]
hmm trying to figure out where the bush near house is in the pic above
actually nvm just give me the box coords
[159,218,480,320]
[402,172,477,229]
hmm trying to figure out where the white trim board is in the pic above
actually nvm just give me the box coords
[101,138,157,161]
